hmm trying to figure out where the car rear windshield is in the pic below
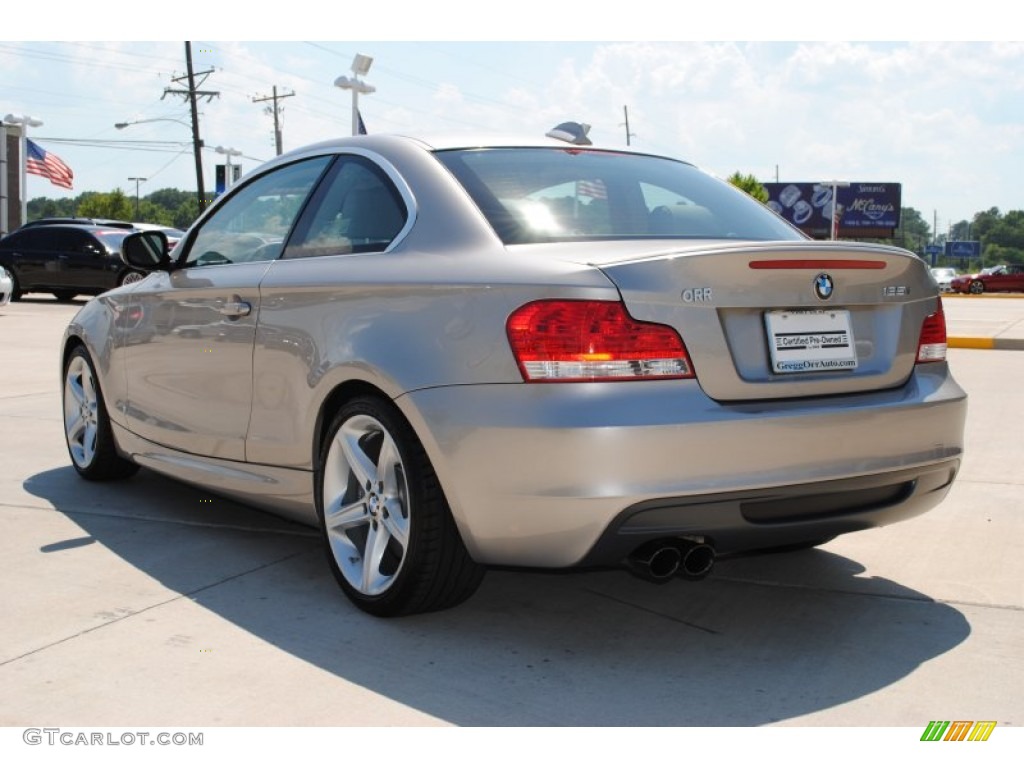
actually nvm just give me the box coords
[434,148,804,245]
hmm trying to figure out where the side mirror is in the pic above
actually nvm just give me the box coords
[121,230,171,272]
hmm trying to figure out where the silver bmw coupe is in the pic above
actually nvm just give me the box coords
[61,133,967,616]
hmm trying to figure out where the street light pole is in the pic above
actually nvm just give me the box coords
[819,180,850,240]
[128,177,146,218]
[4,113,44,226]
[334,54,375,136]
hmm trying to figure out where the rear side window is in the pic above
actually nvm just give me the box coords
[285,155,407,259]
[435,148,804,245]
[5,229,56,251]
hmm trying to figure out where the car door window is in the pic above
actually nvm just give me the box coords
[284,156,407,259]
[22,229,56,251]
[183,156,332,268]
[59,229,103,256]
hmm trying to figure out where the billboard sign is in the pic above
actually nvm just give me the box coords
[944,240,981,259]
[764,182,902,238]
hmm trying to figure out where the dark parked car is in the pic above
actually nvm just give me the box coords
[0,224,145,301]
[950,264,1024,294]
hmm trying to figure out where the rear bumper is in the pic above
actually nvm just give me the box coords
[580,459,959,565]
[397,362,966,568]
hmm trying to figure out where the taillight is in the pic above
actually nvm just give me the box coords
[916,298,948,363]
[506,300,694,382]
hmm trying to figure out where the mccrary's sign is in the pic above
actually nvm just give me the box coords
[765,182,902,233]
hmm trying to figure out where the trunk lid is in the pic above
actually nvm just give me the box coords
[595,240,939,401]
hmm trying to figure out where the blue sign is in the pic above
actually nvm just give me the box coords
[925,245,942,256]
[764,182,902,231]
[945,240,981,259]
[215,163,241,196]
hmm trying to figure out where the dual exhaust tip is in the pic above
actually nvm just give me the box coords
[627,539,715,584]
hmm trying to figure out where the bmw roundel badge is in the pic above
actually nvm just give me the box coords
[814,273,834,301]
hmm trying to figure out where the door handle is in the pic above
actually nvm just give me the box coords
[218,299,251,318]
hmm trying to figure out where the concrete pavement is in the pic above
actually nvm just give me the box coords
[0,297,1021,733]
[944,294,1024,350]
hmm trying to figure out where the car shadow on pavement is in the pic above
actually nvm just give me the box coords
[23,465,971,726]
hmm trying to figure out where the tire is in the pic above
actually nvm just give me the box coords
[315,395,484,616]
[969,280,985,295]
[53,290,77,302]
[119,270,145,287]
[62,346,139,481]
[7,270,22,301]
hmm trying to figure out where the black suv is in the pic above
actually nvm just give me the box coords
[0,224,144,301]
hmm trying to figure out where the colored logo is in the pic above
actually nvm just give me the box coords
[814,273,834,301]
[920,721,996,742]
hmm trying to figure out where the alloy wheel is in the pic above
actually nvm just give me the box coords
[322,413,411,596]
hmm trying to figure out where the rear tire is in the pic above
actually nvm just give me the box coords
[118,270,145,286]
[315,395,484,616]
[62,346,139,480]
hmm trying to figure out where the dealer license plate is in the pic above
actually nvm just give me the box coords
[765,309,857,374]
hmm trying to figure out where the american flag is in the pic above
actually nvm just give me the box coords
[26,139,74,190]
[575,178,606,200]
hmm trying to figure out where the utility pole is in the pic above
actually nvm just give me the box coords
[252,86,295,156]
[621,105,636,146]
[128,177,146,218]
[163,42,219,213]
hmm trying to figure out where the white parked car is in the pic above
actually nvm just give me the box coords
[0,265,13,306]
[929,267,958,292]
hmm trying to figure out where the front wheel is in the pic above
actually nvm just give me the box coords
[62,346,139,480]
[118,270,145,287]
[969,280,985,294]
[316,396,484,616]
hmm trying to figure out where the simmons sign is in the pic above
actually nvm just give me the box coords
[765,182,902,237]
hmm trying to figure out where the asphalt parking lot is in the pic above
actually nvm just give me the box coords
[0,296,1021,729]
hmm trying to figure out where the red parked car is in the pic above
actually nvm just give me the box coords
[950,264,1024,294]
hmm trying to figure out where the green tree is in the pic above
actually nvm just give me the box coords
[950,219,972,242]
[77,189,133,221]
[27,196,76,220]
[893,207,931,255]
[145,188,194,212]
[136,200,174,226]
[726,172,769,203]
[172,198,200,230]
[971,208,1001,242]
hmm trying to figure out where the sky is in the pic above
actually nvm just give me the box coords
[3,2,1022,234]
